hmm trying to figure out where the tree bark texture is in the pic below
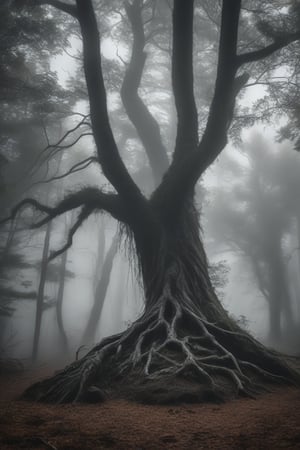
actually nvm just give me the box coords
[23,201,299,403]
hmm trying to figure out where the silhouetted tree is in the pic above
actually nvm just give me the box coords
[0,0,73,343]
[207,133,300,346]
[81,230,118,346]
[6,0,300,403]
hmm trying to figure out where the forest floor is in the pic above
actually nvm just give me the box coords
[0,366,300,449]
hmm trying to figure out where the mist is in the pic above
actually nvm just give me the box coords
[1,1,299,379]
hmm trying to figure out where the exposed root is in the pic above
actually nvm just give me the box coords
[22,298,300,404]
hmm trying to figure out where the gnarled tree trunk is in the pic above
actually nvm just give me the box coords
[14,0,300,404]
[23,200,299,403]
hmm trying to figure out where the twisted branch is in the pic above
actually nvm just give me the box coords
[36,0,78,18]
[1,188,128,228]
[75,0,145,207]
[48,206,93,261]
[237,31,300,66]
[28,116,91,178]
[121,0,169,187]
[32,156,98,186]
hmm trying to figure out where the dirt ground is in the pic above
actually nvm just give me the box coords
[1,367,300,449]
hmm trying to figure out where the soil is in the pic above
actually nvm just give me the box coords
[0,366,300,449]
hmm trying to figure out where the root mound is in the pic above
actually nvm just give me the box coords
[22,300,300,404]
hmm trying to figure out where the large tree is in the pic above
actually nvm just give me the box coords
[5,0,300,403]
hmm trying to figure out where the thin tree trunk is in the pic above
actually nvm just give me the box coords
[0,220,18,348]
[267,245,294,343]
[0,316,7,350]
[81,232,118,345]
[1,220,17,258]
[249,253,270,303]
[93,217,105,291]
[56,248,68,354]
[32,221,52,362]
[121,0,169,188]
[282,282,294,331]
[296,213,300,322]
[268,295,281,344]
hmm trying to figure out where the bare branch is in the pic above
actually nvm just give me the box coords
[1,188,128,228]
[199,2,220,29]
[149,37,170,54]
[41,121,50,147]
[63,47,82,61]
[28,115,91,177]
[37,0,78,18]
[116,46,128,66]
[153,1,243,209]
[121,0,169,187]
[32,157,98,187]
[48,206,92,261]
[75,0,145,206]
[0,199,52,226]
[237,31,300,66]
[38,132,93,176]
[192,0,243,172]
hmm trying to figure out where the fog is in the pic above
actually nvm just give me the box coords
[1,0,300,372]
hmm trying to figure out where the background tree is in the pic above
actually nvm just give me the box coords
[206,133,300,349]
[80,227,118,346]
